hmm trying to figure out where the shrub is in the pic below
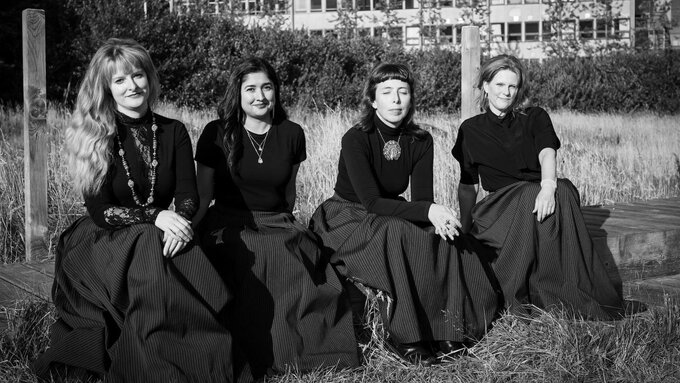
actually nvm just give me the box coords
[0,0,678,114]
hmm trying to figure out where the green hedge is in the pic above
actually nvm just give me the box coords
[1,0,678,114]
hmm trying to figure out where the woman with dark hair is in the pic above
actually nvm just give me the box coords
[193,57,358,379]
[33,38,235,382]
[453,54,626,319]
[309,63,500,366]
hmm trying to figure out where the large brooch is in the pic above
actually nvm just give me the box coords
[382,140,402,160]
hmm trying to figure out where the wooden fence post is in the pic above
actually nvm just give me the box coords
[23,9,49,262]
[461,26,481,123]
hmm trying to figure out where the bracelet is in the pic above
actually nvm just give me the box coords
[540,179,557,189]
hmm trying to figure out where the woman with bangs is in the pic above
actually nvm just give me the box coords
[34,38,235,382]
[309,63,500,366]
[453,54,627,319]
[193,57,359,380]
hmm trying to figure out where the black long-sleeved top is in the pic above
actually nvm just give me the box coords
[334,116,434,223]
[452,107,561,192]
[84,111,198,230]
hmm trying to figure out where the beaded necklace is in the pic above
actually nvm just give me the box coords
[115,113,158,207]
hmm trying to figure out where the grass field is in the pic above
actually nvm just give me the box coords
[1,104,680,382]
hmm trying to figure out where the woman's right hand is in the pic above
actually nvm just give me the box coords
[428,204,461,241]
[155,210,193,242]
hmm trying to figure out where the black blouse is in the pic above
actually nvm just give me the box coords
[334,116,434,223]
[452,107,561,192]
[85,111,198,230]
[195,119,306,213]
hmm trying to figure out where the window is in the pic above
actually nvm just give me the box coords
[491,23,505,42]
[357,0,371,10]
[542,21,552,40]
[614,18,630,39]
[441,25,454,44]
[595,19,607,38]
[455,24,465,44]
[406,26,421,45]
[524,0,539,4]
[507,0,522,4]
[490,0,505,4]
[390,26,404,42]
[439,0,453,6]
[553,19,577,39]
[311,0,322,11]
[579,19,594,39]
[405,0,416,9]
[508,22,522,41]
[309,29,323,36]
[376,0,402,9]
[525,21,539,41]
[326,0,337,10]
[357,27,371,37]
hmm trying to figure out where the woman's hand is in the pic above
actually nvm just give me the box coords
[428,204,461,241]
[155,210,193,242]
[533,184,556,222]
[162,232,188,258]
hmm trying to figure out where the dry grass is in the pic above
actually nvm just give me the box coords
[2,103,679,262]
[1,104,680,381]
[1,297,679,383]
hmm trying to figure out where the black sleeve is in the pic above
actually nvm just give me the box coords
[292,124,307,165]
[173,122,199,220]
[452,125,479,185]
[410,134,434,203]
[84,177,161,230]
[531,107,561,153]
[195,121,222,169]
[341,130,431,222]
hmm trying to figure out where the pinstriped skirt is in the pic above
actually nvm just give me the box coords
[471,179,625,319]
[33,216,235,383]
[199,205,359,381]
[309,195,501,345]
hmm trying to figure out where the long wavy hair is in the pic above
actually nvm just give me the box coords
[355,63,427,140]
[217,57,288,170]
[477,54,527,113]
[66,38,160,197]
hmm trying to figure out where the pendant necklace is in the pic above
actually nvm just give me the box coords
[245,127,270,164]
[376,127,402,161]
[115,113,159,207]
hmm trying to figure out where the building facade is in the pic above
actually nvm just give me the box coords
[168,0,679,58]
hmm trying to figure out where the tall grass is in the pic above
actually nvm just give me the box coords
[1,298,679,382]
[1,104,680,381]
[1,104,679,263]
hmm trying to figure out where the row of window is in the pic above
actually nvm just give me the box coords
[192,0,591,14]
[308,19,630,45]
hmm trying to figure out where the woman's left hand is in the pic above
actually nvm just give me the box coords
[162,232,188,258]
[533,186,556,222]
[428,204,461,241]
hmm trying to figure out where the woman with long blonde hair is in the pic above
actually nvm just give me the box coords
[34,38,236,382]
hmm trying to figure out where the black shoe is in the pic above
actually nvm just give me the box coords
[435,340,468,360]
[387,341,439,367]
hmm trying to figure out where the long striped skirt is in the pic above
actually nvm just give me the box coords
[33,217,235,382]
[471,179,625,319]
[198,206,359,380]
[309,195,500,345]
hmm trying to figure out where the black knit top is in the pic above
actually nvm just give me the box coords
[334,116,434,223]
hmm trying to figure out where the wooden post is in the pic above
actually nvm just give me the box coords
[22,9,49,262]
[461,26,481,123]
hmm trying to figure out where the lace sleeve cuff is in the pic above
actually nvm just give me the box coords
[103,206,161,228]
[175,198,198,221]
